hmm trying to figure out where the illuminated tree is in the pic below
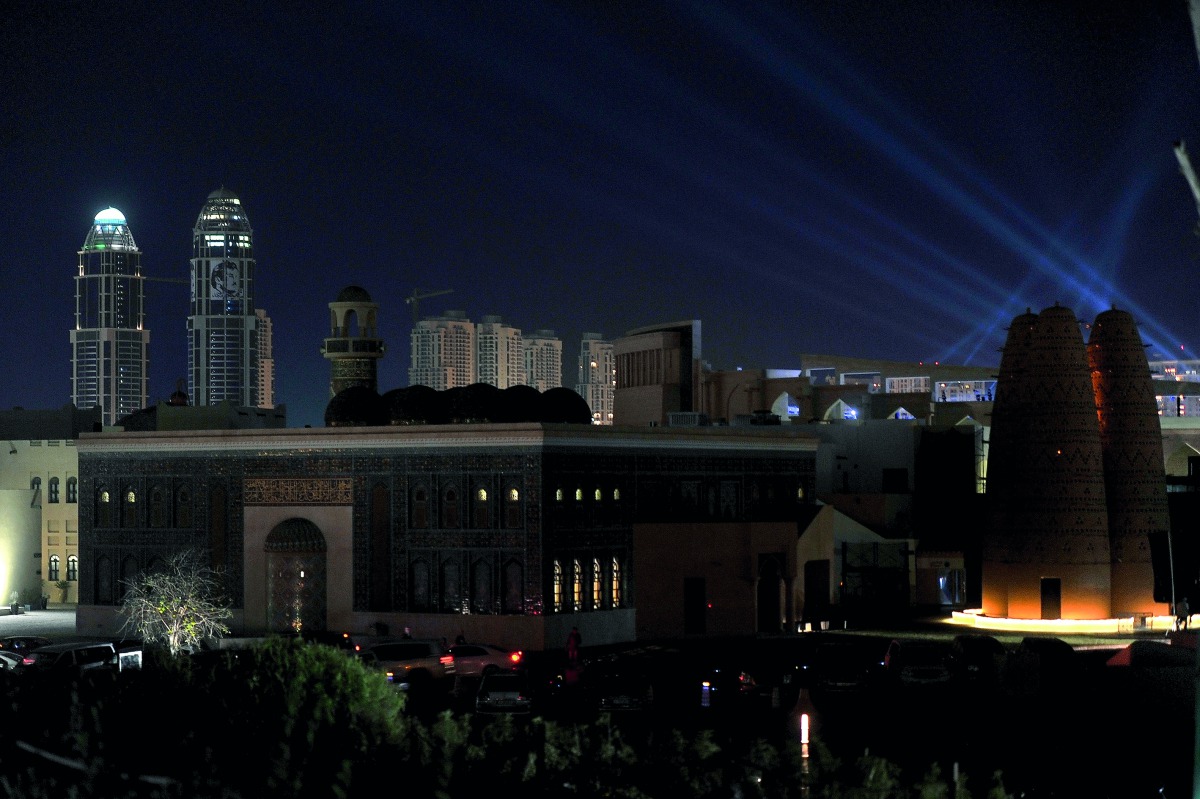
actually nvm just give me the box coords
[120,549,232,656]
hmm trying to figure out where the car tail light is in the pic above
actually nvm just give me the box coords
[510,651,523,666]
[440,654,455,672]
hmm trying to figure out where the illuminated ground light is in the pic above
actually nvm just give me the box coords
[947,608,1177,634]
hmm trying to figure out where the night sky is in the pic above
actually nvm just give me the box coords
[5,1,1200,429]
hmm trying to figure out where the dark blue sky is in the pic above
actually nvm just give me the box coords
[4,1,1199,428]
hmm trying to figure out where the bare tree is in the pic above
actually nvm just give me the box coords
[120,549,232,656]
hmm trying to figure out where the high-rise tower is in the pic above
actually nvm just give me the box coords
[71,207,148,427]
[188,188,260,407]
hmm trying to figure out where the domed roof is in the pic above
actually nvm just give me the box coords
[446,383,502,422]
[335,285,372,303]
[94,207,126,225]
[540,387,593,424]
[324,385,387,427]
[383,385,440,425]
[495,384,542,423]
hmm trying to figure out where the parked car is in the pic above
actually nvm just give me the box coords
[0,650,23,670]
[356,639,456,691]
[17,641,137,678]
[812,637,887,696]
[0,636,53,656]
[446,643,523,677]
[882,639,955,689]
[950,633,1006,686]
[475,671,534,714]
[589,665,654,712]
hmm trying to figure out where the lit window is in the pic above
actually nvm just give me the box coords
[575,488,583,502]
[594,488,602,502]
[126,490,136,504]
[555,488,563,502]
[477,488,487,502]
[613,488,620,501]
[553,560,563,612]
[100,490,110,504]
[797,486,805,500]
[572,559,583,612]
[508,488,519,502]
[67,555,78,582]
[611,557,622,608]
[592,557,602,608]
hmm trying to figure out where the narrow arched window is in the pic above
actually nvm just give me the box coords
[66,477,78,504]
[611,557,622,608]
[553,560,563,613]
[67,555,78,582]
[48,477,59,504]
[572,558,583,612]
[48,554,60,582]
[592,557,602,608]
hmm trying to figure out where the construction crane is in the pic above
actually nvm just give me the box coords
[405,288,453,323]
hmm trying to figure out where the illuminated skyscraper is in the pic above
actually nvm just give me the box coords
[576,332,615,425]
[524,330,563,391]
[256,308,275,409]
[475,315,525,389]
[409,311,475,390]
[71,207,148,427]
[188,188,260,407]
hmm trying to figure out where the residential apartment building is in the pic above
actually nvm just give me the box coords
[576,332,615,425]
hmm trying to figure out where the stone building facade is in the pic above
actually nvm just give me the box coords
[75,423,817,651]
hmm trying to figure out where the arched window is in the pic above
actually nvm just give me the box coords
[175,487,192,528]
[574,488,583,502]
[555,488,563,502]
[30,476,41,492]
[553,560,563,613]
[412,486,429,529]
[48,477,59,504]
[97,488,113,528]
[572,558,583,612]
[67,555,78,582]
[611,557,622,608]
[66,477,78,504]
[594,488,602,502]
[473,487,489,528]
[613,488,620,501]
[48,554,60,582]
[149,487,167,528]
[443,487,460,528]
[505,486,521,528]
[123,488,138,527]
[592,557,603,608]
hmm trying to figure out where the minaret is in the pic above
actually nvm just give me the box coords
[187,188,259,407]
[71,207,148,426]
[321,286,384,396]
[1088,308,1170,615]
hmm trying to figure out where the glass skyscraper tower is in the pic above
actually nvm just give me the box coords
[71,207,148,427]
[188,188,259,407]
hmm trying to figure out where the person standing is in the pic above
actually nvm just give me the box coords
[566,626,582,663]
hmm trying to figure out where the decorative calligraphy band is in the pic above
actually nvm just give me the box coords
[244,478,352,505]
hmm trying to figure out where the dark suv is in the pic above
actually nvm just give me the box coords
[18,641,121,677]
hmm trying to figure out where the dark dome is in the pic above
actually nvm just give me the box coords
[495,384,543,423]
[383,385,440,424]
[447,383,503,422]
[335,285,372,303]
[539,387,593,424]
[324,385,387,427]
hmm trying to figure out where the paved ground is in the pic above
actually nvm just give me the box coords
[0,606,88,642]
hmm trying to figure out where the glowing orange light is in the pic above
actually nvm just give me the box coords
[800,713,810,744]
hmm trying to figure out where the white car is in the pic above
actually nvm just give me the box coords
[446,643,523,678]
